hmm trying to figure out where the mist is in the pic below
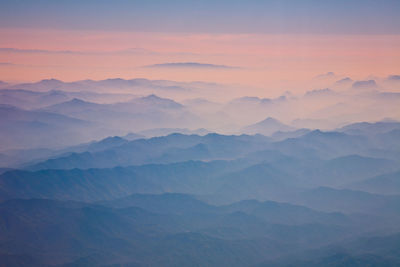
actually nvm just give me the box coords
[1,1,400,266]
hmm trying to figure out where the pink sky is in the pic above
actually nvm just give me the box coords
[1,28,400,94]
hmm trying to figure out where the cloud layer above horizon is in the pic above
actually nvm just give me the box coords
[0,1,399,94]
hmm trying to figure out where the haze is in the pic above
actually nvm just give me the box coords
[1,1,400,266]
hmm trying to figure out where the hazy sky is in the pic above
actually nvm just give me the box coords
[2,0,400,34]
[1,0,399,94]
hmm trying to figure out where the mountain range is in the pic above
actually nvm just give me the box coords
[0,78,400,266]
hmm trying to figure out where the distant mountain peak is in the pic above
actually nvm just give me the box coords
[242,117,294,136]
[305,88,336,97]
[142,94,161,100]
[59,98,96,107]
[259,117,281,123]
[42,98,99,113]
[352,80,377,89]
[338,120,400,135]
[104,78,125,82]
[250,117,291,128]
[130,94,183,108]
[335,77,353,84]
[70,98,87,103]
[231,96,268,104]
[99,136,125,142]
[38,78,64,85]
[387,75,400,81]
[314,72,336,79]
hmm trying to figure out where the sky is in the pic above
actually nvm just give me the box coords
[0,0,399,94]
